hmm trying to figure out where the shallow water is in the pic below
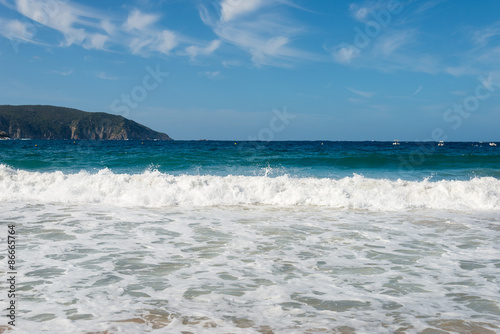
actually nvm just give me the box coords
[1,203,498,333]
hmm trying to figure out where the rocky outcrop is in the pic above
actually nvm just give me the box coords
[0,105,172,140]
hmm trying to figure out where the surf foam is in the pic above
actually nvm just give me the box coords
[0,165,498,211]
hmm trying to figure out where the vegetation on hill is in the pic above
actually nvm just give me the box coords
[0,105,172,140]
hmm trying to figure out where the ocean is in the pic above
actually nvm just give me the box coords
[0,140,499,333]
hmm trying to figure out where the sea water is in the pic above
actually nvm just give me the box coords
[0,141,499,333]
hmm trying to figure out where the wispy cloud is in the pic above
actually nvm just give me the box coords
[84,33,108,50]
[222,59,242,68]
[441,22,500,77]
[332,1,500,78]
[120,9,178,56]
[96,72,119,80]
[220,0,263,22]
[331,44,359,64]
[184,39,221,60]
[199,0,321,67]
[0,0,214,59]
[155,30,178,54]
[414,0,448,14]
[347,87,375,98]
[372,30,415,57]
[51,69,73,76]
[412,85,422,96]
[13,0,99,47]
[348,2,386,23]
[472,21,500,47]
[201,71,221,79]
[124,9,159,31]
[0,17,36,42]
[329,1,449,74]
[331,11,444,74]
[445,66,475,77]
[348,97,364,104]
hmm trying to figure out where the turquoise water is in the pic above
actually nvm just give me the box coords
[1,140,499,180]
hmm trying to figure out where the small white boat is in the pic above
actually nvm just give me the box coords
[438,141,444,146]
[490,142,497,146]
[392,140,400,145]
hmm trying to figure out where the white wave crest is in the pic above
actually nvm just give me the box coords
[0,165,499,211]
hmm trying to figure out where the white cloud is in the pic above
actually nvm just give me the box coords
[101,20,115,35]
[50,69,73,76]
[335,2,498,78]
[129,36,154,54]
[415,0,448,14]
[332,1,448,74]
[475,46,500,66]
[373,30,415,56]
[84,33,108,50]
[156,30,177,54]
[122,9,181,55]
[348,97,364,104]
[348,2,395,23]
[200,1,320,67]
[347,87,375,98]
[251,36,289,64]
[412,85,422,96]
[124,9,160,31]
[185,39,221,60]
[220,0,263,22]
[332,26,444,75]
[331,44,359,64]
[121,10,183,56]
[1,0,313,64]
[350,4,370,22]
[0,1,199,58]
[0,18,35,41]
[202,71,221,79]
[222,59,242,68]
[128,29,178,55]
[7,0,119,50]
[96,72,118,80]
[473,21,500,47]
[331,2,418,68]
[15,0,86,46]
[445,66,476,77]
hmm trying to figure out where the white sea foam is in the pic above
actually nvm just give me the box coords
[2,204,499,333]
[0,164,499,210]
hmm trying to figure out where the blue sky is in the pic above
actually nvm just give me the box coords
[1,0,499,140]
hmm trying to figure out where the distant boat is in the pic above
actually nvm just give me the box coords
[392,140,400,145]
[490,142,497,146]
[438,141,444,146]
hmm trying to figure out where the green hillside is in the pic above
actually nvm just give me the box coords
[0,105,172,140]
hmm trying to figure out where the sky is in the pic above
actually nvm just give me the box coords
[1,0,500,141]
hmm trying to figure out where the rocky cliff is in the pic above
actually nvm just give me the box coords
[0,105,172,140]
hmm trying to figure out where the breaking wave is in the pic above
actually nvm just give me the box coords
[0,164,499,211]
